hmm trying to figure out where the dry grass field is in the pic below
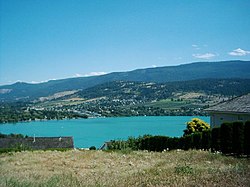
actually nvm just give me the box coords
[0,149,249,187]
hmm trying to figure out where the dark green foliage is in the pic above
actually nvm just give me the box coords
[168,137,180,150]
[211,121,249,155]
[221,122,233,154]
[201,130,211,151]
[192,132,202,149]
[89,146,96,150]
[232,121,244,155]
[244,121,250,155]
[181,135,193,150]
[127,136,141,150]
[107,120,249,155]
[151,136,170,152]
[108,132,210,152]
[211,128,220,152]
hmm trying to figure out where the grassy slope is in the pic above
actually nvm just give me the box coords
[0,150,249,187]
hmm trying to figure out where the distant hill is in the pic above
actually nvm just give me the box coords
[76,79,250,101]
[47,78,250,117]
[0,60,250,102]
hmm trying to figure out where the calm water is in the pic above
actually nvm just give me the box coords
[0,116,209,148]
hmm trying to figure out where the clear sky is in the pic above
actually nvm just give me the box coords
[1,0,250,85]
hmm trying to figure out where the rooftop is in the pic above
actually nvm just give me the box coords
[206,93,250,113]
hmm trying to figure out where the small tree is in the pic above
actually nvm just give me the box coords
[211,127,220,152]
[184,118,210,136]
[244,121,250,155]
[192,132,202,149]
[201,130,211,151]
[232,121,244,155]
[221,122,233,154]
[180,135,193,150]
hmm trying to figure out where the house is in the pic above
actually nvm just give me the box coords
[205,94,250,128]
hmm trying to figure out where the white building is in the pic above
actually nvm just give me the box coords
[206,94,250,128]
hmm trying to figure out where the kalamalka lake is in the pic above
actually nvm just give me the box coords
[0,116,209,148]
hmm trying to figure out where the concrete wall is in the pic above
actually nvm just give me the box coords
[210,112,250,128]
[0,137,74,150]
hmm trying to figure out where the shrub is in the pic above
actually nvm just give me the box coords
[201,130,211,151]
[180,135,192,150]
[126,137,139,150]
[220,122,233,154]
[232,121,244,155]
[107,140,127,150]
[140,135,153,150]
[244,121,250,155]
[168,137,180,150]
[89,146,96,150]
[211,127,220,152]
[192,132,202,149]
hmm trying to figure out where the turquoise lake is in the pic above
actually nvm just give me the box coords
[0,116,209,148]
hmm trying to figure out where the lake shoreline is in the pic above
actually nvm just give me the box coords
[0,114,209,125]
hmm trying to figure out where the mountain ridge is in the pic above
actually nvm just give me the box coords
[1,60,250,102]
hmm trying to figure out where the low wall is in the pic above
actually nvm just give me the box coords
[0,137,74,150]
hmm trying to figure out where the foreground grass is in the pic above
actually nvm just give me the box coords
[0,150,249,187]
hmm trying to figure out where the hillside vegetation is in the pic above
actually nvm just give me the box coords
[0,150,249,187]
[1,78,250,122]
[37,78,249,117]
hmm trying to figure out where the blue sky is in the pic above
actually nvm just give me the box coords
[1,0,250,85]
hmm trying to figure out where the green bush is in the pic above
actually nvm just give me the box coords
[168,137,180,150]
[211,127,220,152]
[126,137,138,150]
[181,135,192,150]
[89,146,96,150]
[244,121,250,155]
[192,132,202,149]
[107,140,128,150]
[232,121,244,155]
[107,120,250,155]
[201,130,211,151]
[221,122,233,154]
